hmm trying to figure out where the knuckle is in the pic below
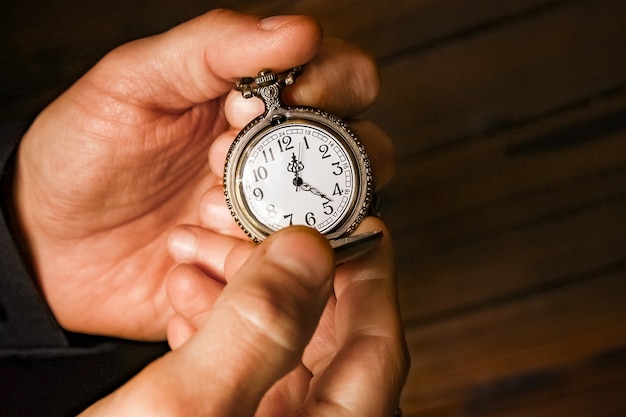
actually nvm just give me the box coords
[229,287,303,356]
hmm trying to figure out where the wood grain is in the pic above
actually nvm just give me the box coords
[2,0,625,416]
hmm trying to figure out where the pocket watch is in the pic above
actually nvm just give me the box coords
[223,66,376,258]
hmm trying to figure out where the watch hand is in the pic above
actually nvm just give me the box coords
[288,153,305,190]
[293,175,304,189]
[299,178,333,201]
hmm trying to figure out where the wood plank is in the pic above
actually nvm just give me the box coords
[3,2,626,417]
[368,0,626,155]
[400,270,626,416]
[234,0,559,59]
[2,0,215,122]
[0,0,567,122]
[366,0,626,317]
[397,198,626,323]
[387,88,626,320]
[465,352,626,417]
[389,97,626,229]
[403,348,626,417]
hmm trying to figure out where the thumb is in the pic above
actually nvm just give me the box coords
[80,227,334,416]
[83,9,323,111]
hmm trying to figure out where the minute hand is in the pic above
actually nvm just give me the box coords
[299,179,333,201]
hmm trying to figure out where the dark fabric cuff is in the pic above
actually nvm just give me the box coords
[0,120,69,350]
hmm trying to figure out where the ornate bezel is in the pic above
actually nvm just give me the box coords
[224,105,373,242]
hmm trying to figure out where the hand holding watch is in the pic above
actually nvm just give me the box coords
[223,66,381,262]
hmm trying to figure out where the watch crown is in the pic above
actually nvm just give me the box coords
[255,70,278,86]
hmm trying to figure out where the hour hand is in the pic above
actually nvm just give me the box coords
[287,153,304,190]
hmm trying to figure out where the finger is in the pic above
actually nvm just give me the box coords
[350,120,395,190]
[224,38,380,128]
[224,89,266,128]
[284,39,380,117]
[301,217,390,373]
[166,226,253,350]
[167,224,242,279]
[303,217,410,416]
[83,9,323,111]
[165,263,223,334]
[208,128,239,176]
[166,313,197,350]
[165,226,253,349]
[198,185,249,239]
[84,226,335,416]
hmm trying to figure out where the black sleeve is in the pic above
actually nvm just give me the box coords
[0,121,169,417]
[0,120,68,350]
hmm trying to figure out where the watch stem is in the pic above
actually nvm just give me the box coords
[255,70,277,86]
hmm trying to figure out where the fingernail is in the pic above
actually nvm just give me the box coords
[168,227,197,262]
[257,15,293,31]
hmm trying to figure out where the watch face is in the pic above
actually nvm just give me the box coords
[226,112,370,241]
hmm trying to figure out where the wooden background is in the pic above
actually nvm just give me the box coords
[2,0,626,415]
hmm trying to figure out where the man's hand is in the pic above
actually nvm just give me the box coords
[164,218,409,416]
[13,9,391,340]
[79,227,336,416]
[80,221,408,416]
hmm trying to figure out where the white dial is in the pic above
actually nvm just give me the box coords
[225,68,372,243]
[234,121,358,237]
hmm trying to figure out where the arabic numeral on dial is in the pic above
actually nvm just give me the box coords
[284,213,293,226]
[262,148,275,163]
[322,198,334,215]
[252,188,264,201]
[332,183,343,196]
[253,166,268,182]
[278,136,294,152]
[266,204,277,218]
[331,161,343,175]
[319,144,331,159]
[305,212,316,226]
